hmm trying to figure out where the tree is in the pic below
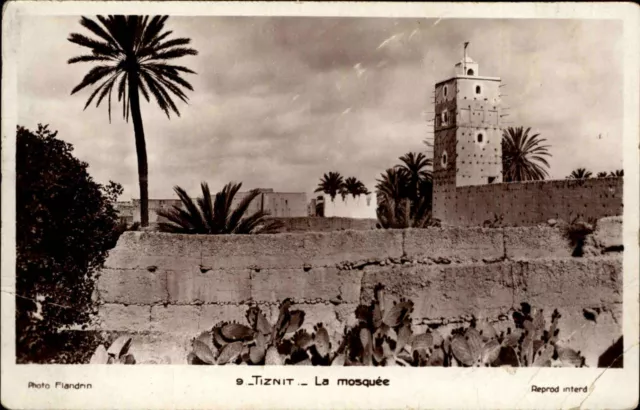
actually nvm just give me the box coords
[609,169,624,177]
[314,172,345,202]
[398,152,433,202]
[501,126,551,182]
[341,177,370,199]
[16,124,121,363]
[568,168,593,180]
[68,15,198,227]
[156,182,283,234]
[375,167,409,205]
[375,166,435,229]
[597,172,608,178]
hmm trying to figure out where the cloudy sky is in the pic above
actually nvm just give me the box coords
[17,16,623,200]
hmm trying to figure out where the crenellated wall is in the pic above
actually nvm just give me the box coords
[434,177,623,226]
[95,217,623,366]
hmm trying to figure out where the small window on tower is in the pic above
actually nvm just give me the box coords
[467,69,474,75]
[441,151,448,168]
[477,133,483,143]
[475,85,482,94]
[488,177,496,184]
[444,85,448,97]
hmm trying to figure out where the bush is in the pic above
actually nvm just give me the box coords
[16,124,122,363]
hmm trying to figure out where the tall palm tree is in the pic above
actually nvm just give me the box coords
[567,168,593,180]
[398,152,433,201]
[609,169,624,177]
[596,172,608,178]
[341,177,370,199]
[314,172,344,202]
[68,15,198,227]
[156,182,282,234]
[501,127,551,182]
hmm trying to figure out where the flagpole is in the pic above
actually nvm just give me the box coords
[463,42,469,74]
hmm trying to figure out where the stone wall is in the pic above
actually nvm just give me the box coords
[95,217,623,366]
[435,177,623,226]
[269,217,378,232]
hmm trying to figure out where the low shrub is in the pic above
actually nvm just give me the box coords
[562,216,597,257]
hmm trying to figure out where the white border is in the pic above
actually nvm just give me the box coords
[2,2,639,410]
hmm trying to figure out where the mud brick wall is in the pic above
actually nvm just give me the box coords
[95,216,623,366]
[435,177,623,226]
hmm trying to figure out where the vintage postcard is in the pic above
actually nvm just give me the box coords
[1,1,639,409]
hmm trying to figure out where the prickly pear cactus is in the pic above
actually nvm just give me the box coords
[89,335,136,364]
[184,285,587,368]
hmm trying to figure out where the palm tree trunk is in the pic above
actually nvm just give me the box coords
[128,73,149,227]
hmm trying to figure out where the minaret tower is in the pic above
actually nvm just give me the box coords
[432,43,503,224]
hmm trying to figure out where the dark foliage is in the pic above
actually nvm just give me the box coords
[340,177,371,200]
[314,172,345,202]
[16,124,121,363]
[375,152,436,229]
[32,331,110,364]
[157,182,283,234]
[567,168,593,180]
[562,216,597,257]
[502,126,551,182]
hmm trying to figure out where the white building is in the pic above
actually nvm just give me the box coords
[309,194,377,219]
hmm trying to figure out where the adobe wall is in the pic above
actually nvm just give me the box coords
[95,217,623,366]
[268,217,378,232]
[438,177,622,226]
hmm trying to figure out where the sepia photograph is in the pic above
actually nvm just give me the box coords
[2,2,639,409]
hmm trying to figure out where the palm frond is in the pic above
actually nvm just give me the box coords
[79,15,118,46]
[139,70,171,117]
[70,65,117,94]
[501,126,551,182]
[69,15,196,121]
[67,33,117,56]
[212,182,242,233]
[152,47,198,60]
[232,210,271,234]
[68,55,114,64]
[157,185,208,233]
[228,189,261,232]
[196,182,214,232]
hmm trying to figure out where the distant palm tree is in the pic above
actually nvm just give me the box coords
[314,172,344,202]
[341,177,370,199]
[68,16,198,227]
[156,182,282,234]
[376,195,435,229]
[501,127,551,182]
[375,168,436,229]
[568,168,593,180]
[597,172,608,178]
[609,169,624,177]
[398,152,433,201]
